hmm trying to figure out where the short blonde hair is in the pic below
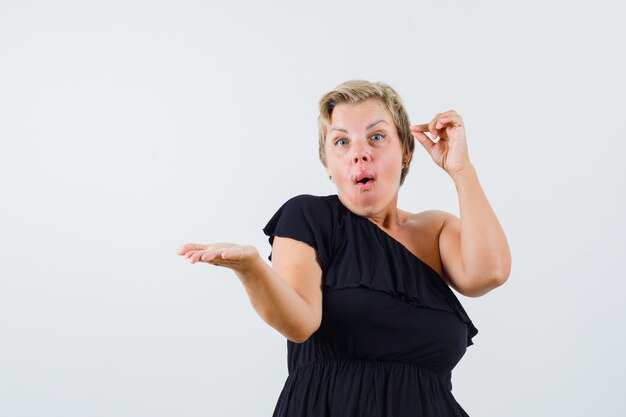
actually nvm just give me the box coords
[318,80,415,186]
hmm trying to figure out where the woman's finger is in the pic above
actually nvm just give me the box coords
[181,243,260,273]
[191,250,213,263]
[411,125,436,143]
[188,245,231,263]
[428,113,442,140]
[186,248,207,259]
[411,129,436,153]
[437,116,453,129]
[411,123,429,132]
[411,124,437,141]
[437,115,464,129]
[188,250,202,262]
[412,111,458,129]
[176,243,207,255]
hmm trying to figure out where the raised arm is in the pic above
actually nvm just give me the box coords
[411,110,511,297]
[176,238,323,343]
[438,164,511,297]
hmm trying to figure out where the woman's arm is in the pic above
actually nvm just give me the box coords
[438,164,512,297]
[234,237,323,343]
[412,112,511,297]
[177,238,323,343]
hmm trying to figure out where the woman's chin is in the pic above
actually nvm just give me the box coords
[338,188,396,217]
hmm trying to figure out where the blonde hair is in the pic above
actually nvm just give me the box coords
[317,80,415,186]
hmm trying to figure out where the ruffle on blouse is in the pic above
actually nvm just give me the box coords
[326,203,478,347]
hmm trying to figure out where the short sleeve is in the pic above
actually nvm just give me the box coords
[262,194,333,273]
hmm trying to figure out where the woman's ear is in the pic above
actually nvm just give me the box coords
[404,149,413,165]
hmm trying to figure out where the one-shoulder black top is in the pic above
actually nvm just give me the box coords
[263,194,478,417]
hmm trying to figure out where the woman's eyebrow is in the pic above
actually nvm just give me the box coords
[367,120,388,129]
[328,120,388,134]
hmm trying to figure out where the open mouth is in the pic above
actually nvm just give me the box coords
[354,171,375,190]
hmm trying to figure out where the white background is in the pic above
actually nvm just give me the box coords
[1,0,625,416]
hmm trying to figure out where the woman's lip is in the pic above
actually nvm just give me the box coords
[355,180,374,191]
[354,170,375,183]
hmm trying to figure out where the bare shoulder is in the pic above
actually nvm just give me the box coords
[401,209,451,236]
[394,209,450,280]
[417,210,473,295]
[406,209,451,226]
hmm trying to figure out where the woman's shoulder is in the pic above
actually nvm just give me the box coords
[401,209,457,253]
[396,209,452,279]
[285,193,339,205]
[263,195,338,270]
[280,194,342,215]
[400,208,449,231]
[270,194,341,230]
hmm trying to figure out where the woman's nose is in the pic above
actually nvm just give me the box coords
[352,151,369,164]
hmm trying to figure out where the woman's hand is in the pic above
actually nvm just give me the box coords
[176,242,261,273]
[410,110,472,177]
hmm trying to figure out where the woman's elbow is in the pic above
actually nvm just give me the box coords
[461,273,509,297]
[290,326,320,344]
[493,260,511,287]
[290,308,322,343]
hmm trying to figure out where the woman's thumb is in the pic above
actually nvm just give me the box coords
[412,130,434,153]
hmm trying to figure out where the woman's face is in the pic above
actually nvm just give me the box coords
[324,98,406,215]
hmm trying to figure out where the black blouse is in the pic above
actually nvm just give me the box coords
[263,194,478,417]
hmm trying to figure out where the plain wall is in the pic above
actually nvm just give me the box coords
[1,0,625,416]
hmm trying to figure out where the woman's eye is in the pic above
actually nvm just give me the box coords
[371,133,385,141]
[335,138,348,147]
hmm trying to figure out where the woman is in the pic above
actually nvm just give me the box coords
[176,80,511,416]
